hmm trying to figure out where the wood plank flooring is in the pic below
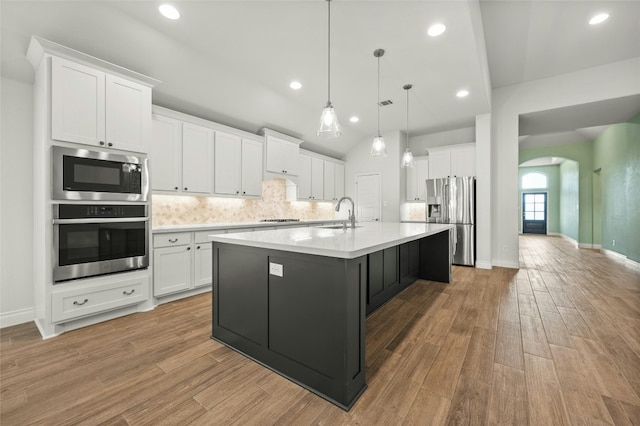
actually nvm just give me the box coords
[2,234,639,425]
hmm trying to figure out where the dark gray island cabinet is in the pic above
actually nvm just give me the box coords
[209,222,453,410]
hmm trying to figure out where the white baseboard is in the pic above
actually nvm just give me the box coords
[602,248,627,262]
[548,232,562,237]
[475,260,492,270]
[626,258,640,272]
[0,307,35,329]
[559,234,579,247]
[601,249,640,272]
[492,259,520,269]
[578,243,601,249]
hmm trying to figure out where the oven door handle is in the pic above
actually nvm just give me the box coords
[53,218,149,224]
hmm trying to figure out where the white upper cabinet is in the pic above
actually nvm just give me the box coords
[428,144,476,179]
[406,156,429,201]
[182,123,213,194]
[151,114,182,192]
[52,57,105,146]
[265,135,299,176]
[105,74,151,153]
[240,139,263,197]
[214,131,263,197]
[51,56,151,153]
[324,161,335,201]
[428,150,451,179]
[450,146,476,177]
[310,157,324,200]
[334,163,345,200]
[296,154,313,199]
[214,131,242,196]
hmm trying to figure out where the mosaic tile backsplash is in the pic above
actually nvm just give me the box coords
[407,203,427,221]
[152,178,337,226]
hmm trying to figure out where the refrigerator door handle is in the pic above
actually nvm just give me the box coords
[443,182,449,223]
[451,226,457,260]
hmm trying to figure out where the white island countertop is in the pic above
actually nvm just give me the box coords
[208,222,453,259]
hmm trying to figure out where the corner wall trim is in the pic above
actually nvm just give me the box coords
[0,307,35,329]
[492,259,520,269]
[475,260,492,270]
[626,258,640,272]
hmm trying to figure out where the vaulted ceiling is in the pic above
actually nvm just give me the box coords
[2,1,639,158]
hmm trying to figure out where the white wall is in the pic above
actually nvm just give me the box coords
[345,131,402,223]
[409,127,475,154]
[0,77,35,327]
[491,57,640,268]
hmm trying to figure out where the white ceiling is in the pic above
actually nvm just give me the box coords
[2,1,639,158]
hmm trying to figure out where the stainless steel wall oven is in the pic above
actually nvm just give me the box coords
[52,146,149,201]
[53,204,149,282]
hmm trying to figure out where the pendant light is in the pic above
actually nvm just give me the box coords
[401,84,415,168]
[370,48,387,157]
[317,0,341,137]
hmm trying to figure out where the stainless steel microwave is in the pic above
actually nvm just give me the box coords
[52,146,149,201]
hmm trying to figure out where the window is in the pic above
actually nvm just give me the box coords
[522,172,547,189]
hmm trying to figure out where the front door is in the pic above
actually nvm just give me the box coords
[522,192,547,234]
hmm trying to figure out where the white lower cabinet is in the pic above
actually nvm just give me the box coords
[51,272,149,323]
[193,232,213,288]
[153,231,221,297]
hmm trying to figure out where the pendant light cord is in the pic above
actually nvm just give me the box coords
[327,0,331,104]
[377,55,380,135]
[406,88,409,148]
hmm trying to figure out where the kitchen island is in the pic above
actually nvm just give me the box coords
[208,222,453,410]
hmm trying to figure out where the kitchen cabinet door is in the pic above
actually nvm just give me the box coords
[297,154,313,199]
[324,161,335,201]
[193,243,212,287]
[311,157,324,200]
[428,150,451,179]
[151,115,182,192]
[51,56,105,146]
[241,139,263,197]
[406,156,429,201]
[265,136,299,176]
[105,74,151,153]
[153,245,192,296]
[214,131,242,196]
[182,123,213,194]
[334,163,345,200]
[450,147,476,177]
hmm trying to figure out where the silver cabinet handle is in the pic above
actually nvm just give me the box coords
[187,246,191,251]
[168,238,178,243]
[123,289,135,296]
[196,245,201,249]
[107,142,113,147]
[99,141,105,146]
[73,299,88,306]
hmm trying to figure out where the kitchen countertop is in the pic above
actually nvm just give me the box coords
[208,222,453,259]
[152,219,345,233]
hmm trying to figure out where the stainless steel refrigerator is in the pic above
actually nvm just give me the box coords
[425,176,475,266]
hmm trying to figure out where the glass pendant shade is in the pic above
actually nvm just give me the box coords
[401,83,414,168]
[401,148,415,167]
[317,0,340,138]
[317,102,341,137]
[370,134,387,156]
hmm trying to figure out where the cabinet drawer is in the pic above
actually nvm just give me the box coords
[52,274,149,323]
[153,232,191,248]
[194,229,225,244]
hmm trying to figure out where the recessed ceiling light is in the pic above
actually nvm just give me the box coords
[289,81,302,90]
[159,4,180,20]
[349,116,359,123]
[589,13,609,25]
[456,89,469,98]
[427,23,446,37]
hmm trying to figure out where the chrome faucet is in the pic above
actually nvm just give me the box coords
[335,196,356,228]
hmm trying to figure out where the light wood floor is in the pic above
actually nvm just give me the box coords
[2,235,640,425]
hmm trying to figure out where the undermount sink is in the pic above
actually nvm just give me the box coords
[321,225,363,229]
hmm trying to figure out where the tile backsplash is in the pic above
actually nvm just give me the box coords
[152,178,336,226]
[406,203,427,221]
